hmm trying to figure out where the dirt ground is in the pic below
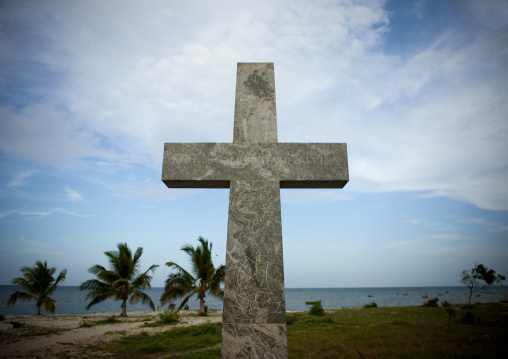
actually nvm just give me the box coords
[0,310,222,358]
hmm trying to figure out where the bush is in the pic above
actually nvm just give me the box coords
[445,307,456,325]
[306,301,325,316]
[363,302,378,308]
[462,311,476,324]
[286,314,298,325]
[422,297,439,307]
[158,309,180,324]
[106,315,119,323]
[0,314,5,321]
[441,300,451,307]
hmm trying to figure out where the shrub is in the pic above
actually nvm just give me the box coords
[0,314,5,321]
[462,311,476,324]
[441,300,451,307]
[286,314,298,325]
[306,301,325,316]
[363,302,378,308]
[422,297,439,307]
[158,309,180,324]
[445,307,456,326]
[106,315,119,323]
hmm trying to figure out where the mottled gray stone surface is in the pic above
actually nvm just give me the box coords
[222,323,288,359]
[162,63,349,358]
[234,63,277,143]
[223,181,285,324]
[162,143,348,188]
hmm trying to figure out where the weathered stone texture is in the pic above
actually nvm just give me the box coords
[222,323,288,359]
[162,143,348,188]
[223,181,285,324]
[234,63,277,143]
[162,62,349,358]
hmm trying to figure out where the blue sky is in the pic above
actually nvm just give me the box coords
[1,0,507,288]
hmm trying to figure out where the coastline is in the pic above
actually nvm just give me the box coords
[0,310,223,358]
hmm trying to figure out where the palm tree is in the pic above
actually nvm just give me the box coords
[161,236,225,315]
[80,243,159,317]
[6,261,67,315]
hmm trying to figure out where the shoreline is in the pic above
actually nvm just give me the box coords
[0,310,223,359]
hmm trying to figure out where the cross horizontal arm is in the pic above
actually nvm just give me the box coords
[162,143,348,189]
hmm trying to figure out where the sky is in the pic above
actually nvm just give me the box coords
[0,0,507,289]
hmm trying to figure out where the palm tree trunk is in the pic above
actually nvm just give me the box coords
[199,297,205,315]
[37,303,41,315]
[122,298,127,317]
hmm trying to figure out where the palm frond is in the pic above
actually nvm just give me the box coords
[80,243,157,314]
[130,290,155,310]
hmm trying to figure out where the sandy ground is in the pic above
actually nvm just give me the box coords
[0,310,222,358]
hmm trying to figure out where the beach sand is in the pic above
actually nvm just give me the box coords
[0,310,223,358]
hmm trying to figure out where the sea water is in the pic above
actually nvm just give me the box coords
[0,285,505,316]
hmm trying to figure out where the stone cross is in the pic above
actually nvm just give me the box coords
[162,63,348,358]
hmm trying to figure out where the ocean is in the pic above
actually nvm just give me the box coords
[0,285,506,316]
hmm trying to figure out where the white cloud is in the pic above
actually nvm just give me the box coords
[7,170,38,187]
[429,234,462,241]
[405,219,420,225]
[10,208,93,218]
[0,209,19,219]
[281,189,353,204]
[0,235,60,255]
[0,0,506,211]
[64,187,83,202]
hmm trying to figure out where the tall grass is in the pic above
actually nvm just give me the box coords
[96,303,508,358]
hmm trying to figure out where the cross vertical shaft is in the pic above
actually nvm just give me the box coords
[162,62,349,358]
[222,63,288,358]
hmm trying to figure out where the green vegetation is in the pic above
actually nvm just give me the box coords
[90,303,508,358]
[6,260,67,315]
[363,302,378,308]
[80,315,122,327]
[79,242,159,317]
[422,297,439,307]
[156,308,180,324]
[306,301,325,316]
[161,237,225,315]
[460,263,504,310]
[102,323,222,357]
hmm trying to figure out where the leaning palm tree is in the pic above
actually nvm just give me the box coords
[6,261,67,315]
[80,243,159,317]
[161,237,225,315]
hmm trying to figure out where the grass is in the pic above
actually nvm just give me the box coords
[0,324,67,342]
[80,315,155,328]
[287,303,508,358]
[102,303,508,358]
[101,322,222,358]
[10,304,508,358]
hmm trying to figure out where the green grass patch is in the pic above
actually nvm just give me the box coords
[80,315,122,327]
[89,303,508,359]
[287,303,508,359]
[102,322,222,358]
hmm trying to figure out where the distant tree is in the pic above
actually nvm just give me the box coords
[6,261,67,315]
[161,237,225,315]
[80,243,159,317]
[460,263,499,310]
[496,274,507,301]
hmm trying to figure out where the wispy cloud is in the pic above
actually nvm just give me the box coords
[456,217,508,233]
[64,186,83,202]
[0,208,93,219]
[7,170,38,187]
[281,189,353,205]
[429,234,462,241]
[0,235,60,255]
[405,219,420,225]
